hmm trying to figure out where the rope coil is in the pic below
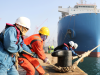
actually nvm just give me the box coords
[53,65,74,72]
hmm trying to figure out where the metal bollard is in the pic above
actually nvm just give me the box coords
[52,50,72,67]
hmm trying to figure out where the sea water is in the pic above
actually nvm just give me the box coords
[73,57,100,75]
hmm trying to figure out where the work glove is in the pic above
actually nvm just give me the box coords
[31,52,38,58]
[77,55,82,58]
[18,47,23,53]
[43,57,51,64]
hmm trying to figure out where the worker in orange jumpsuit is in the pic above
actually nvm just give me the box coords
[18,27,50,75]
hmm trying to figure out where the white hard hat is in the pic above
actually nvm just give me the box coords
[74,43,78,49]
[15,17,31,29]
[69,41,74,47]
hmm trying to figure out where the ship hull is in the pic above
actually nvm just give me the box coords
[58,13,100,57]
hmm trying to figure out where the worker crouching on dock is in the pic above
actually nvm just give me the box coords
[54,41,81,57]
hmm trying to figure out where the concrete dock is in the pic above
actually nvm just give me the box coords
[18,53,87,75]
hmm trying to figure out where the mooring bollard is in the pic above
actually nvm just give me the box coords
[52,50,72,67]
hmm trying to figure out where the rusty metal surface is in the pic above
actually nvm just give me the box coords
[44,66,88,75]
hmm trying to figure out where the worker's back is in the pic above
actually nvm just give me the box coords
[54,43,67,51]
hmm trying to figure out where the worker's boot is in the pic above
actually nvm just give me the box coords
[43,73,49,75]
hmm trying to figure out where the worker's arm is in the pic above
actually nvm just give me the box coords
[71,50,77,56]
[69,47,77,56]
[31,41,46,60]
[4,27,22,53]
[3,27,32,54]
[22,41,32,54]
[63,47,77,56]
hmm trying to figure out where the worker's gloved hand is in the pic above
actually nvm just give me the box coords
[18,47,23,53]
[43,57,51,64]
[77,55,81,58]
[31,52,38,58]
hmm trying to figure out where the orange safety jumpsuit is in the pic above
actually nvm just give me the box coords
[18,34,46,75]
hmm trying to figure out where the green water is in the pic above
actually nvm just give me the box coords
[73,57,100,75]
